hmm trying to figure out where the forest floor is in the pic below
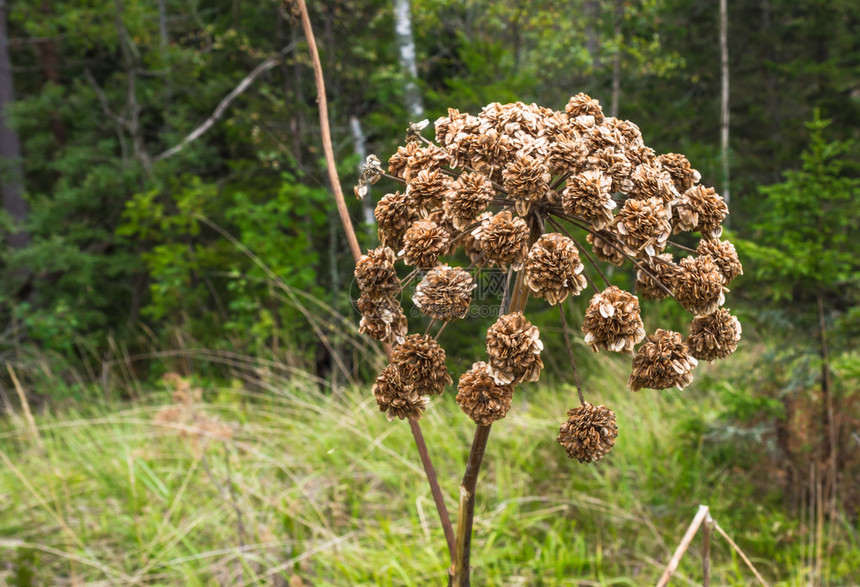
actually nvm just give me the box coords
[0,349,857,586]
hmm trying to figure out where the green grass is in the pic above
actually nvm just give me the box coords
[0,352,857,585]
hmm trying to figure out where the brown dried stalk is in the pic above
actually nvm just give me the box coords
[294,0,455,560]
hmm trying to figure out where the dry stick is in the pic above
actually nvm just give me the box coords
[668,240,697,254]
[296,0,361,263]
[294,0,455,561]
[656,504,710,587]
[434,320,451,341]
[712,522,769,586]
[703,511,713,587]
[558,305,585,405]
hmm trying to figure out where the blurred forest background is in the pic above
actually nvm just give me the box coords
[0,0,858,584]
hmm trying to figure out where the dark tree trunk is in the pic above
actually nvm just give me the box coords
[0,0,29,248]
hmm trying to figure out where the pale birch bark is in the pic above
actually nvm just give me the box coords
[394,0,424,118]
[720,0,730,217]
[610,0,623,118]
[350,115,376,236]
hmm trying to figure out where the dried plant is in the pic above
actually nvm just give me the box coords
[350,94,743,585]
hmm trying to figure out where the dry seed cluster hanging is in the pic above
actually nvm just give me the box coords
[354,94,742,463]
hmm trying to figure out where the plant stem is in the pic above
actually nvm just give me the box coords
[452,218,539,586]
[295,0,456,562]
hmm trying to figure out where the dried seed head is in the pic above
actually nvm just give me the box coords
[354,154,384,199]
[613,197,672,258]
[635,253,679,301]
[355,247,401,297]
[557,402,618,463]
[375,191,418,249]
[524,233,587,304]
[373,364,428,421]
[587,231,625,266]
[471,210,530,269]
[675,256,727,315]
[628,164,680,205]
[657,153,701,193]
[400,219,449,269]
[486,312,544,385]
[582,286,646,354]
[696,238,743,284]
[502,154,551,216]
[357,294,408,345]
[406,168,450,213]
[392,334,453,395]
[674,186,728,238]
[413,265,476,321]
[565,93,605,122]
[547,136,589,175]
[388,142,420,179]
[588,148,633,194]
[687,309,742,361]
[456,361,515,425]
[444,172,495,229]
[562,170,616,231]
[628,329,698,391]
[403,143,449,182]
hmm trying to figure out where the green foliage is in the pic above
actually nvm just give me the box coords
[741,111,860,302]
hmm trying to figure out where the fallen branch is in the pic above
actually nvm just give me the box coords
[154,42,297,162]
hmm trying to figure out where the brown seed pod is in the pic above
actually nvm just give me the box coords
[628,329,698,391]
[696,238,743,284]
[635,253,679,301]
[471,210,530,270]
[413,265,476,321]
[565,93,605,122]
[687,308,742,361]
[443,172,495,229]
[400,219,449,269]
[373,364,428,421]
[557,402,618,462]
[562,170,616,231]
[502,154,551,216]
[657,153,701,193]
[627,163,680,205]
[355,247,401,298]
[673,185,728,239]
[406,168,450,214]
[613,197,672,258]
[392,334,453,395]
[456,361,515,425]
[675,256,726,315]
[357,294,408,345]
[375,191,418,250]
[587,231,625,266]
[486,312,544,385]
[582,286,646,354]
[388,143,422,179]
[524,233,587,305]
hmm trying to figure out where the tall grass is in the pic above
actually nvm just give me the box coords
[1,348,856,585]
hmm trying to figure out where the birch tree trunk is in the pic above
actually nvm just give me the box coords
[0,0,29,248]
[394,0,424,119]
[350,115,376,237]
[720,0,730,218]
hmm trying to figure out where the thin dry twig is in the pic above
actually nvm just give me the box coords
[657,505,710,587]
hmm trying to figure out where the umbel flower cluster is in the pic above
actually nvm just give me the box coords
[354,94,742,463]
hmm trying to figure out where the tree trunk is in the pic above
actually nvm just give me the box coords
[610,0,623,118]
[719,0,730,218]
[349,115,376,237]
[394,0,424,118]
[0,0,29,248]
[584,0,600,67]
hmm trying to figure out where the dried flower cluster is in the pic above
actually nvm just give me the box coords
[354,93,741,461]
